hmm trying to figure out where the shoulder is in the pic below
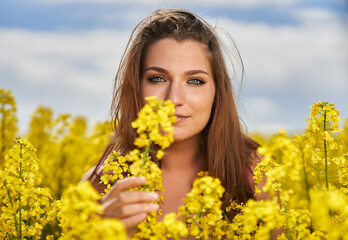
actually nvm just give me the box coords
[244,150,259,188]
[246,149,270,201]
[81,166,96,183]
[81,165,107,194]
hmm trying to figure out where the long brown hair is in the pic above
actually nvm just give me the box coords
[89,8,259,212]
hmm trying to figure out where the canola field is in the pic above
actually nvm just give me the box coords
[1,88,347,239]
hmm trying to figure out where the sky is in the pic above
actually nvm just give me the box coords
[1,0,347,135]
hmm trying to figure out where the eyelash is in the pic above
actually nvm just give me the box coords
[188,78,206,85]
[147,76,207,85]
[148,76,165,83]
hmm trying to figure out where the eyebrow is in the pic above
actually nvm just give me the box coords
[144,66,209,76]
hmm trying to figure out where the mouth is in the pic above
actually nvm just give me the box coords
[174,114,189,122]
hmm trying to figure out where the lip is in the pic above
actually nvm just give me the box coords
[174,114,189,123]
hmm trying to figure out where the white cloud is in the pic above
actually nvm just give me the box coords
[35,0,299,8]
[0,28,131,132]
[1,7,347,134]
[213,10,348,91]
[246,97,279,116]
[294,8,343,27]
[0,28,130,96]
[241,96,286,132]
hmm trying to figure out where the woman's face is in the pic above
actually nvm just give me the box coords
[141,38,215,142]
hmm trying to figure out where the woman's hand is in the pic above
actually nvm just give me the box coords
[100,177,160,230]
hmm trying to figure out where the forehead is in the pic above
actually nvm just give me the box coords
[143,38,212,73]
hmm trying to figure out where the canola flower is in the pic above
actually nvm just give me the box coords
[227,199,285,240]
[310,189,348,240]
[101,96,176,239]
[306,101,345,191]
[131,96,176,159]
[101,96,175,193]
[27,105,112,199]
[254,101,348,240]
[342,119,348,153]
[0,138,56,239]
[58,181,127,240]
[178,173,226,239]
[0,89,18,165]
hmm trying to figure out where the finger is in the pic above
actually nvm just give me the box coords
[103,191,159,213]
[109,203,159,219]
[102,177,146,201]
[122,213,148,229]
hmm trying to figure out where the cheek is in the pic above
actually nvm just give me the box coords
[140,79,166,100]
[192,90,215,121]
[140,79,154,106]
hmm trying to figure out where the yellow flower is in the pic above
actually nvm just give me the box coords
[58,181,127,240]
[0,137,56,239]
[310,189,348,239]
[179,175,226,239]
[0,88,18,165]
[306,101,345,191]
[101,151,130,194]
[131,96,175,151]
[228,199,285,240]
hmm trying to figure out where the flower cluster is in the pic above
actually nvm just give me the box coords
[305,102,346,190]
[178,174,226,239]
[0,89,18,164]
[101,96,175,194]
[254,101,348,239]
[131,96,176,159]
[227,199,284,240]
[310,189,348,239]
[132,174,227,240]
[100,150,130,190]
[58,181,127,240]
[101,96,175,239]
[0,138,56,239]
[26,105,112,199]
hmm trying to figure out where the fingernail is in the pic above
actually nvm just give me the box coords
[139,176,146,181]
[148,192,159,199]
[148,204,159,211]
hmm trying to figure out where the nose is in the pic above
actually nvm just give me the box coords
[166,80,184,107]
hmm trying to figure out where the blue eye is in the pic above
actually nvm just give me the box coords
[148,76,165,83]
[188,78,206,85]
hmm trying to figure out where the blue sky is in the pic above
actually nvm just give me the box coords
[1,0,347,134]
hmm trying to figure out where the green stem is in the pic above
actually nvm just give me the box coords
[187,209,202,239]
[198,211,203,240]
[140,142,152,190]
[222,211,230,224]
[4,182,19,238]
[4,181,14,207]
[284,203,292,240]
[57,142,68,199]
[142,142,151,163]
[323,111,329,190]
[300,147,313,232]
[10,232,15,240]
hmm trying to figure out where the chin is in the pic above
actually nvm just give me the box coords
[173,133,187,142]
[173,132,201,144]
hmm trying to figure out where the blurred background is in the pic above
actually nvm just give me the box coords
[1,0,347,135]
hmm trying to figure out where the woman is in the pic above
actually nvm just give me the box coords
[82,8,263,232]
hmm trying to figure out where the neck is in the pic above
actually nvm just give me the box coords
[161,135,204,173]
